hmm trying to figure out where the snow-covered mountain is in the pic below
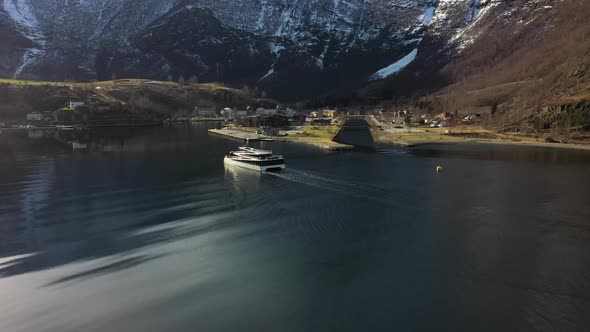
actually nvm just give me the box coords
[0,0,549,99]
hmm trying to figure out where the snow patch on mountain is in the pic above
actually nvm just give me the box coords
[3,0,37,33]
[13,48,43,78]
[449,0,501,49]
[370,48,418,81]
[421,6,437,25]
[2,0,46,78]
[259,68,274,82]
[2,0,45,44]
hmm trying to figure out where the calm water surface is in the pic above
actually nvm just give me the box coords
[1,123,590,331]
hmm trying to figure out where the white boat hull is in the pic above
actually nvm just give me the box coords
[224,157,285,172]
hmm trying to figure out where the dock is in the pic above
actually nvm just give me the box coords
[208,128,268,141]
[208,127,354,150]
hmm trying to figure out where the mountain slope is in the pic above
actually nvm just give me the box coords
[0,78,273,123]
[1,0,481,99]
[2,0,588,110]
[0,10,34,78]
[417,0,590,133]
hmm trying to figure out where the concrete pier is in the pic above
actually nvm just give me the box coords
[208,128,266,141]
[208,127,354,150]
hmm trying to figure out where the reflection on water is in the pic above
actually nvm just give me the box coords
[411,143,590,164]
[1,124,590,331]
[224,162,262,187]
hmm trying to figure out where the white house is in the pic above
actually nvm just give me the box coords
[69,101,85,108]
[282,108,297,117]
[221,108,234,119]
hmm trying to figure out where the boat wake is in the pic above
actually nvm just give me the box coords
[265,168,395,205]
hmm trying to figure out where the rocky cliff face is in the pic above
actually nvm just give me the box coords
[0,0,551,100]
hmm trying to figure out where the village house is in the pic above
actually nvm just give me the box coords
[323,110,336,117]
[222,108,247,120]
[256,108,278,116]
[69,101,85,109]
[26,112,43,121]
[194,107,217,117]
[221,108,234,120]
[236,116,259,127]
[278,108,298,117]
[311,110,337,118]
[258,114,290,128]
[434,112,454,121]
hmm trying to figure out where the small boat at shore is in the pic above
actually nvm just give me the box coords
[224,147,285,172]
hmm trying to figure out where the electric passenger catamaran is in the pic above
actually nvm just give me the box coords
[224,147,285,172]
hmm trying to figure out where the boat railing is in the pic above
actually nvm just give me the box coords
[228,152,283,160]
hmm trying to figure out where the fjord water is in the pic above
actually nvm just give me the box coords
[1,123,590,331]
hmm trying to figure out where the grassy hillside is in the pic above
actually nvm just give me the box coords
[339,0,590,143]
[0,78,275,122]
[423,0,590,136]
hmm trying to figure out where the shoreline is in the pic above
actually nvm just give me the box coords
[284,137,355,150]
[380,134,590,151]
[374,123,590,151]
[0,123,164,131]
[449,138,590,151]
[209,127,590,152]
[6,125,587,152]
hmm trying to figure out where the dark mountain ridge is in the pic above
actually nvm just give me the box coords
[2,0,589,134]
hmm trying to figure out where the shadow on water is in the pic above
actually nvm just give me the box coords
[0,123,246,280]
[0,203,243,281]
[43,253,168,287]
[333,117,376,150]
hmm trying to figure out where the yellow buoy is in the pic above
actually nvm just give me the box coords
[436,166,443,172]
